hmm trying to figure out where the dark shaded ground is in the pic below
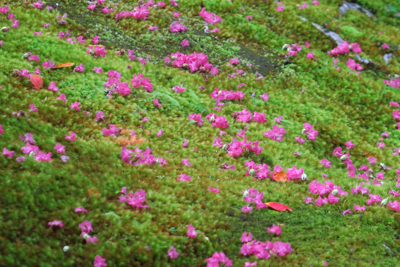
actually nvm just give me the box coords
[46,0,285,76]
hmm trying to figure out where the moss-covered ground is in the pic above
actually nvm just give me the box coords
[1,0,400,266]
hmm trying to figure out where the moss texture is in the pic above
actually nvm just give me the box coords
[0,0,400,266]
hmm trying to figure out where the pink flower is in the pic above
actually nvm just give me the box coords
[253,112,267,123]
[241,206,253,213]
[177,173,191,182]
[29,104,38,113]
[316,196,328,206]
[48,82,58,92]
[274,116,283,123]
[188,113,204,126]
[342,209,353,215]
[65,132,76,142]
[328,193,339,204]
[199,8,222,24]
[169,21,187,32]
[295,137,305,144]
[346,58,363,71]
[264,125,286,142]
[28,55,40,62]
[394,110,400,120]
[73,63,85,73]
[311,0,319,4]
[353,204,365,212]
[241,232,252,243]
[153,99,162,108]
[306,52,315,59]
[92,67,103,73]
[93,255,107,267]
[92,36,99,44]
[304,197,313,204]
[276,2,285,11]
[88,4,96,11]
[56,94,66,103]
[157,129,163,137]
[182,158,192,166]
[381,132,389,138]
[267,225,282,235]
[320,159,331,168]
[187,225,197,238]
[368,157,376,165]
[48,220,64,228]
[382,43,390,49]
[376,172,384,180]
[345,140,355,150]
[182,140,189,147]
[96,111,105,122]
[388,201,400,212]
[0,125,3,135]
[181,39,189,47]
[16,156,26,162]
[287,166,303,180]
[167,246,179,259]
[75,206,88,213]
[377,142,385,149]
[208,186,220,193]
[2,148,15,158]
[86,236,99,244]
[212,116,229,128]
[69,102,80,111]
[172,86,186,93]
[54,143,65,154]
[366,194,382,206]
[229,57,239,65]
[149,25,159,31]
[131,73,153,92]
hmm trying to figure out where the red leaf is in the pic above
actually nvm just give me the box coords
[30,75,43,89]
[265,202,293,212]
[273,172,287,182]
[51,62,75,69]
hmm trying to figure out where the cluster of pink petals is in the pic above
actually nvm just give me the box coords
[169,21,188,32]
[243,188,267,210]
[0,5,9,14]
[102,124,121,136]
[240,232,292,259]
[303,123,319,140]
[351,185,369,195]
[188,113,204,126]
[219,138,263,157]
[328,41,362,56]
[207,114,229,128]
[177,173,191,181]
[346,58,363,71]
[94,255,107,267]
[205,252,232,267]
[384,77,400,89]
[115,6,150,20]
[48,220,64,228]
[131,73,154,92]
[320,158,331,168]
[366,194,382,206]
[121,146,167,166]
[211,88,245,103]
[245,160,272,180]
[86,45,107,57]
[287,44,302,56]
[199,8,222,24]
[388,201,400,212]
[166,52,218,75]
[309,180,348,196]
[267,224,282,235]
[187,225,197,238]
[264,125,286,142]
[233,109,266,123]
[118,187,149,209]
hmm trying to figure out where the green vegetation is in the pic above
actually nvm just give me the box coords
[0,0,400,266]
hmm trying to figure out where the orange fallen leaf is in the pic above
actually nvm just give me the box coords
[51,62,75,69]
[273,172,287,182]
[114,135,146,146]
[265,202,293,212]
[30,75,43,89]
